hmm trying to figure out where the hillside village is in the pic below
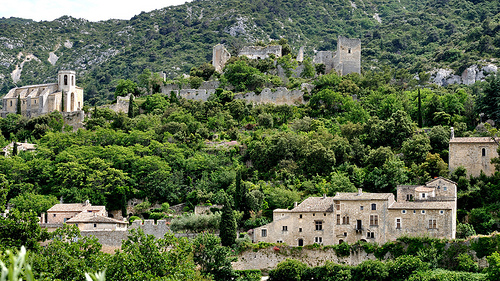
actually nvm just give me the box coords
[1,0,500,280]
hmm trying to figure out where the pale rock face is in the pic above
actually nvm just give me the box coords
[48,52,59,66]
[64,40,73,48]
[483,64,498,74]
[461,65,479,85]
[432,69,454,86]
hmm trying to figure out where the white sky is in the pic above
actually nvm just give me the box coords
[0,0,193,22]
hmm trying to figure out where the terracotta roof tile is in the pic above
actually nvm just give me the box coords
[449,137,498,143]
[333,192,394,201]
[66,213,127,224]
[47,203,106,213]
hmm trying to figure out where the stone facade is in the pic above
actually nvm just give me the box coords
[45,201,107,224]
[253,178,456,246]
[313,36,361,75]
[66,212,128,231]
[449,136,499,177]
[212,44,231,73]
[239,45,282,59]
[130,219,170,239]
[1,70,84,118]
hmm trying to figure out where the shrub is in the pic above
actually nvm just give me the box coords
[269,259,308,281]
[234,270,261,281]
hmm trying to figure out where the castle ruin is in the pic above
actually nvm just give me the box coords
[313,36,361,75]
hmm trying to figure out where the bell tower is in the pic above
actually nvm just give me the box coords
[58,70,76,112]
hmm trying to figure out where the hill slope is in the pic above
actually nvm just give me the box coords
[0,0,498,104]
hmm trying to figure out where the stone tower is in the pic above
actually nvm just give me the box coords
[212,44,231,73]
[58,70,79,112]
[334,36,361,75]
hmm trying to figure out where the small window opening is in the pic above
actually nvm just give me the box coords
[482,148,486,157]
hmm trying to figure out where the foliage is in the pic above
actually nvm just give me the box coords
[268,259,308,281]
[9,193,58,215]
[220,194,237,247]
[192,232,235,281]
[0,246,34,281]
[0,209,48,251]
[114,79,140,99]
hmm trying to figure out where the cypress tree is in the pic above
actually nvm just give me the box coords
[128,94,134,118]
[219,194,236,247]
[60,90,65,112]
[16,95,21,115]
[417,88,423,128]
[12,141,17,156]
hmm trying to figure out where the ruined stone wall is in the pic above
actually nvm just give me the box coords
[212,44,231,73]
[105,94,132,114]
[313,51,335,74]
[130,219,170,239]
[62,110,84,131]
[335,36,361,75]
[239,46,282,59]
[235,87,306,105]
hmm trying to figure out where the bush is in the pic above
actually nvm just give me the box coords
[234,270,261,281]
[388,255,426,281]
[269,259,308,281]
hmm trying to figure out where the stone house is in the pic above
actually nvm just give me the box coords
[66,212,127,231]
[44,200,107,224]
[253,177,456,246]
[1,142,36,156]
[449,135,499,177]
[1,70,84,118]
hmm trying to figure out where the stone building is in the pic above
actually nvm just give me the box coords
[313,36,361,75]
[449,135,499,177]
[212,44,231,73]
[1,70,84,118]
[44,200,107,224]
[238,45,282,59]
[66,212,127,231]
[253,178,456,246]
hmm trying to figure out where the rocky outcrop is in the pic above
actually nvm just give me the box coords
[432,64,498,86]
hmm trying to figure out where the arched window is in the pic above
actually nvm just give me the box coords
[64,75,68,86]
[482,148,486,157]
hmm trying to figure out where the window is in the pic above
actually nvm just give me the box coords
[356,220,362,230]
[313,213,315,216]
[343,232,347,237]
[314,237,323,245]
[440,210,444,215]
[298,239,304,246]
[444,186,447,191]
[324,213,326,216]
[93,224,97,228]
[360,206,364,210]
[64,75,68,85]
[63,218,67,222]
[396,218,402,229]
[281,214,284,217]
[277,240,283,243]
[371,203,377,210]
[10,101,12,107]
[421,210,426,214]
[282,226,288,231]
[402,210,407,214]
[261,229,267,237]
[421,193,426,199]
[342,216,349,225]
[335,200,340,210]
[337,214,341,225]
[348,48,351,54]
[367,231,375,239]
[370,215,379,226]
[299,214,302,219]
[413,210,416,214]
[429,219,437,229]
[299,228,302,232]
[53,214,56,217]
[315,221,323,231]
[339,239,344,244]
[482,148,486,157]
[407,194,413,201]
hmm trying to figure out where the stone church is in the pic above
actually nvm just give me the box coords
[253,177,457,246]
[1,70,84,118]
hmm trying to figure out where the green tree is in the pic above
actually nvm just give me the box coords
[478,74,500,124]
[0,209,48,250]
[219,194,236,247]
[193,232,234,280]
[115,79,139,99]
[402,133,431,165]
[127,94,135,118]
[9,193,58,215]
[487,252,500,281]
[16,95,21,115]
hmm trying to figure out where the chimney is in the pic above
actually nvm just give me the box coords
[294,202,298,208]
[450,127,455,139]
[323,194,327,199]
[358,188,362,195]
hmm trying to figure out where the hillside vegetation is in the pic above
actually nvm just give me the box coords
[0,0,499,104]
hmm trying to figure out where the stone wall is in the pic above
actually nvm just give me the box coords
[104,94,132,114]
[235,87,306,105]
[81,230,129,247]
[449,137,499,177]
[233,246,372,272]
[335,36,361,75]
[213,44,231,73]
[239,46,282,59]
[130,219,170,239]
[62,110,84,131]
